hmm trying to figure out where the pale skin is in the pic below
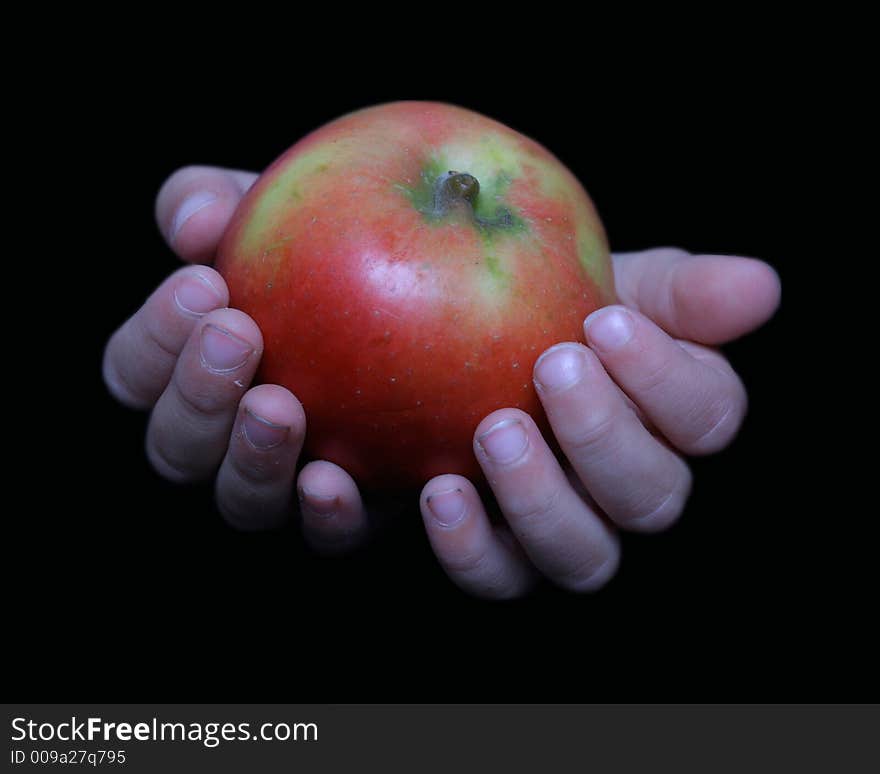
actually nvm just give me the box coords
[103,165,781,598]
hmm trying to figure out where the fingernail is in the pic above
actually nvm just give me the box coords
[534,344,586,392]
[200,324,254,372]
[584,306,635,352]
[426,488,466,527]
[174,273,224,316]
[300,488,338,518]
[478,418,529,464]
[171,191,217,241]
[243,409,289,450]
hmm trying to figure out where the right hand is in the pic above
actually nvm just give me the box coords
[102,166,372,554]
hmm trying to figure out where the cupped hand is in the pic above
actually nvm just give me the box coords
[105,165,780,594]
[103,166,369,552]
[420,247,780,597]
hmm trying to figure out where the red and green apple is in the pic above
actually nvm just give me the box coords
[216,101,616,490]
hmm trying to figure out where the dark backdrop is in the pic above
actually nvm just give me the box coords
[13,54,859,701]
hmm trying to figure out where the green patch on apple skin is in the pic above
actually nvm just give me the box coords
[481,250,509,292]
[240,144,340,255]
[472,176,529,237]
[484,252,502,280]
[396,156,446,213]
[576,225,612,288]
[474,248,509,301]
[396,156,529,237]
[396,157,523,292]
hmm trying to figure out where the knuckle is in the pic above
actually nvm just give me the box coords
[557,551,619,593]
[139,312,182,362]
[174,378,239,418]
[625,463,692,532]
[558,407,622,460]
[632,353,679,396]
[145,438,205,484]
[217,483,286,532]
[216,488,251,527]
[102,342,153,410]
[233,449,286,485]
[634,248,690,318]
[442,543,491,575]
[218,503,251,531]
[506,486,562,527]
[457,575,530,601]
[682,382,748,455]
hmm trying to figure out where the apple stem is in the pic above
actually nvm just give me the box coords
[434,171,480,215]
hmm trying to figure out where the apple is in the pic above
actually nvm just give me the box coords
[216,101,616,491]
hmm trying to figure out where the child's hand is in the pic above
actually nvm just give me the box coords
[420,248,779,597]
[104,166,780,591]
[103,166,366,552]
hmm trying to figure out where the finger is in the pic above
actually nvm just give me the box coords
[612,248,781,344]
[584,306,748,455]
[474,409,620,593]
[103,266,229,409]
[155,166,258,263]
[534,343,692,532]
[298,461,370,555]
[146,308,262,482]
[421,474,537,599]
[215,385,306,531]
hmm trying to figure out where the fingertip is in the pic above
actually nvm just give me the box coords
[613,248,781,344]
[156,166,250,263]
[583,305,637,355]
[473,408,536,471]
[212,384,306,532]
[421,474,474,530]
[566,548,621,593]
[532,341,592,396]
[298,461,369,556]
[237,386,305,455]
[735,257,782,329]
[240,384,305,435]
[172,265,229,317]
[171,196,238,263]
[473,408,534,445]
[420,474,536,600]
[674,255,782,343]
[422,472,473,499]
[199,307,264,356]
[299,459,357,499]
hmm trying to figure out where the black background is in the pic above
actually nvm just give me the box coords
[11,39,865,702]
